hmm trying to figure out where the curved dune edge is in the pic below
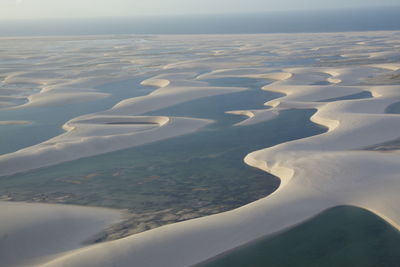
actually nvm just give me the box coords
[0,201,122,267]
[112,84,246,113]
[196,68,292,82]
[38,62,400,267]
[246,72,293,81]
[20,91,111,108]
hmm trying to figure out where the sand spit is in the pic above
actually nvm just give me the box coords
[1,32,400,266]
[40,34,400,266]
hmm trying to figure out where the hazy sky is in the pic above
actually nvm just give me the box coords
[2,0,400,20]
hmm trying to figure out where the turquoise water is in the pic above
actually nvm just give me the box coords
[199,206,400,267]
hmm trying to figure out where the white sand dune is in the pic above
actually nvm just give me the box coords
[22,91,110,108]
[0,49,152,110]
[112,71,247,115]
[0,201,121,267]
[1,32,400,267]
[247,72,293,81]
[111,85,245,114]
[196,68,292,82]
[40,53,400,267]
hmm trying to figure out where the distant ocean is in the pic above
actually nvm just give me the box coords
[1,7,400,37]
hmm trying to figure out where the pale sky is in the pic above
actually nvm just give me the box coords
[1,0,400,20]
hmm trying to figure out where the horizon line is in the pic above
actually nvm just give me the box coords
[1,5,400,22]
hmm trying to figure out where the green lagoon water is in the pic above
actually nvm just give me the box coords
[199,206,400,267]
